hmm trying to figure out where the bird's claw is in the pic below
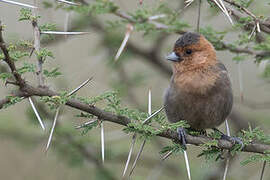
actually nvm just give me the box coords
[177,127,187,150]
[221,134,244,150]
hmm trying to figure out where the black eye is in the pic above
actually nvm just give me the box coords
[185,49,192,55]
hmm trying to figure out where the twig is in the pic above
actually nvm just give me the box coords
[28,97,45,130]
[0,21,25,85]
[32,7,44,87]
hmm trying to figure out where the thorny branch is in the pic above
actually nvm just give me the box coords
[0,22,269,153]
[0,82,270,154]
[1,1,270,166]
[0,21,25,86]
[32,9,44,87]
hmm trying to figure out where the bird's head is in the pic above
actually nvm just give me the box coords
[166,32,217,73]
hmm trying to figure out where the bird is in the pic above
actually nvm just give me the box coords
[164,32,241,148]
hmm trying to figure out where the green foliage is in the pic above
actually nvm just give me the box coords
[254,37,270,52]
[10,51,29,61]
[236,33,251,46]
[17,40,33,49]
[43,67,62,78]
[17,63,35,74]
[0,52,4,60]
[123,122,160,139]
[19,8,40,21]
[160,143,184,155]
[262,64,270,78]
[81,120,99,135]
[241,126,270,145]
[241,154,270,166]
[234,0,254,8]
[36,48,54,62]
[39,23,57,31]
[0,72,12,81]
[69,0,118,15]
[198,147,223,162]
[40,92,72,109]
[233,54,248,62]
[3,96,24,109]
[200,27,227,50]
[42,1,53,8]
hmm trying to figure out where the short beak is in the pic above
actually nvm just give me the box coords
[166,52,181,62]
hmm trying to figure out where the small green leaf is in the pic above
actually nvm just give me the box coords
[17,63,35,74]
[36,48,54,61]
[43,68,62,78]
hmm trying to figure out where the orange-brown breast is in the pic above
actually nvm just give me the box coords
[173,65,220,95]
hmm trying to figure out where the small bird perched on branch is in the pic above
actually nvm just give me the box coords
[164,32,241,148]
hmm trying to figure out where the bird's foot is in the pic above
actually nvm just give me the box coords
[221,134,244,150]
[177,127,187,150]
[213,128,244,150]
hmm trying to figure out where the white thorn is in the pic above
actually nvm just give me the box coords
[45,107,60,152]
[148,89,151,115]
[212,0,234,25]
[184,150,192,180]
[142,107,164,124]
[0,0,37,8]
[225,119,230,136]
[114,24,133,61]
[184,0,194,8]
[41,31,90,35]
[129,139,146,177]
[122,134,136,177]
[75,119,97,129]
[56,0,80,6]
[101,122,105,164]
[161,150,173,161]
[68,77,93,96]
[223,159,230,180]
[28,97,45,130]
[256,21,261,33]
[223,119,230,180]
[248,25,256,39]
[148,14,166,21]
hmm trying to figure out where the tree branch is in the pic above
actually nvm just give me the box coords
[0,21,25,86]
[0,83,269,154]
